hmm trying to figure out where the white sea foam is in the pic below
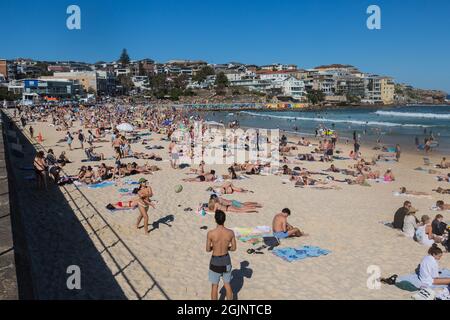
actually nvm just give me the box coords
[241,111,435,128]
[374,111,450,120]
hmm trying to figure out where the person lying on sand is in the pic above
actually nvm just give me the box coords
[279,145,298,155]
[132,152,162,161]
[436,173,450,182]
[183,170,217,182]
[208,182,251,195]
[325,164,341,173]
[272,208,307,239]
[106,200,138,210]
[399,187,430,196]
[436,200,450,211]
[209,194,262,210]
[291,175,328,187]
[342,174,367,186]
[297,153,321,162]
[433,187,450,194]
[208,197,258,213]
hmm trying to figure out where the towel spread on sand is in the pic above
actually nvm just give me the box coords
[87,181,116,189]
[232,226,271,240]
[431,206,450,212]
[272,246,331,262]
[107,206,137,214]
[393,192,432,199]
[122,180,139,185]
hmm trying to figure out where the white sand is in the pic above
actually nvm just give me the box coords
[12,112,450,300]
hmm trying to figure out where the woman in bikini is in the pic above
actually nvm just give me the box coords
[209,194,262,210]
[208,197,258,214]
[134,179,155,234]
[210,182,251,195]
[33,151,48,190]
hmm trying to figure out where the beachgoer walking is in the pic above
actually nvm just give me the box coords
[66,131,73,151]
[78,130,85,149]
[395,144,401,162]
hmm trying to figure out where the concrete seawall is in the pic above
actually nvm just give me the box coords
[0,112,18,300]
[0,110,35,300]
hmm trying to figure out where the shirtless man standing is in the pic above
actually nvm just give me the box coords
[206,210,236,300]
[112,135,123,159]
[272,208,306,239]
[168,140,178,169]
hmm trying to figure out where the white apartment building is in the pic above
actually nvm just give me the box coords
[280,77,306,99]
[257,70,295,81]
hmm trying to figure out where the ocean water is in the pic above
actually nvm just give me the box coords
[198,105,450,152]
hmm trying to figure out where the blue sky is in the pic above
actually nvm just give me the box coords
[1,0,450,92]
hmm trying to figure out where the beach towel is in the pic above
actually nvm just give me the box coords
[122,180,139,185]
[232,226,271,240]
[431,206,450,212]
[272,246,331,262]
[393,191,432,199]
[87,181,116,189]
[107,206,137,214]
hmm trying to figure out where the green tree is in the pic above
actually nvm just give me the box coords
[215,72,229,88]
[214,72,229,95]
[117,74,134,93]
[0,87,20,101]
[306,89,325,105]
[119,48,130,66]
[193,66,215,83]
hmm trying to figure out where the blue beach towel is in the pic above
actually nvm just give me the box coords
[87,181,116,189]
[272,246,331,262]
[123,180,139,185]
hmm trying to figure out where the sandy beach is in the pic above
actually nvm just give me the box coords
[5,109,450,300]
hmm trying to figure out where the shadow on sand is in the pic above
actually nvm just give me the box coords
[3,113,169,300]
[219,261,253,300]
